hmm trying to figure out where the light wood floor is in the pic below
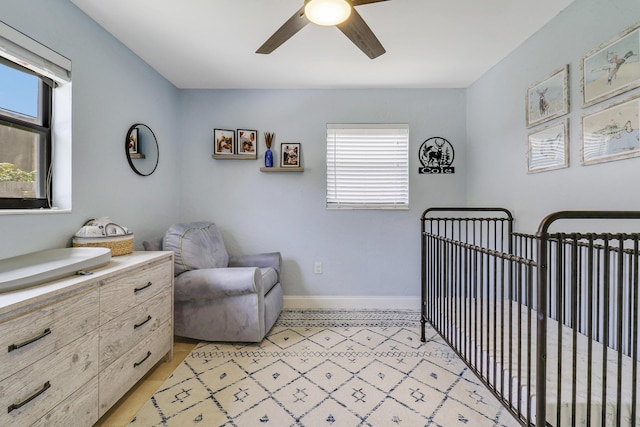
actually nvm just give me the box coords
[94,337,198,427]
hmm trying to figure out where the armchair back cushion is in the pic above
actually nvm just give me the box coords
[163,221,229,275]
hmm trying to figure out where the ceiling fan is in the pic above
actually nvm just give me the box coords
[256,0,388,59]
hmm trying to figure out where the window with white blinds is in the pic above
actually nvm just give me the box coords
[326,124,409,210]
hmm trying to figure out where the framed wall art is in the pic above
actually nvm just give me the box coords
[581,23,640,107]
[127,127,138,154]
[581,94,640,165]
[213,129,235,157]
[527,118,569,173]
[280,143,301,167]
[237,129,257,158]
[526,65,569,128]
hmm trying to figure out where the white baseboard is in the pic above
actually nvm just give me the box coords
[283,296,420,310]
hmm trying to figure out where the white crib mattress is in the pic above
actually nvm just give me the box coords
[434,298,640,426]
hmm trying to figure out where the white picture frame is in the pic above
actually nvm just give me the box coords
[581,94,640,166]
[581,23,640,107]
[526,65,569,128]
[527,118,569,173]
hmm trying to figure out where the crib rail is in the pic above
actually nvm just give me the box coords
[421,207,514,342]
[421,208,530,422]
[537,211,640,427]
[421,208,640,427]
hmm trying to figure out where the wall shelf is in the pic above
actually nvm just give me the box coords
[212,154,256,160]
[260,167,304,173]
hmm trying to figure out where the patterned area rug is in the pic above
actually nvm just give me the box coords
[128,310,519,426]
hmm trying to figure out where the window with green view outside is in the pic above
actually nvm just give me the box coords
[0,60,52,208]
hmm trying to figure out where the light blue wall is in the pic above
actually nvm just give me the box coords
[0,1,467,299]
[11,0,633,299]
[467,0,640,232]
[0,0,181,259]
[177,89,467,297]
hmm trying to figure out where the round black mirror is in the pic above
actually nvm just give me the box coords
[125,123,159,176]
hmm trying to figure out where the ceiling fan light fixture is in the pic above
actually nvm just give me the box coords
[304,0,352,26]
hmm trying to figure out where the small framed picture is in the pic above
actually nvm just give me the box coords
[237,129,258,158]
[213,129,235,156]
[527,118,569,173]
[280,143,301,167]
[581,23,640,107]
[128,128,138,154]
[526,65,569,128]
[581,94,640,166]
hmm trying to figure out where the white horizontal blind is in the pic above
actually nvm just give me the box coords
[0,20,71,84]
[327,124,409,209]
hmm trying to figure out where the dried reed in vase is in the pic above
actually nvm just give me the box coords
[264,132,274,149]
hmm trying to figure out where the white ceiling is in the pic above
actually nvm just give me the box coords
[69,0,574,89]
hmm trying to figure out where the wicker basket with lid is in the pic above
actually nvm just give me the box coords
[72,218,134,256]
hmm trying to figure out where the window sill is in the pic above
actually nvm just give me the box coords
[0,208,71,215]
[327,205,409,210]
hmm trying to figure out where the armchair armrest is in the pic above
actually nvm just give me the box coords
[229,252,281,275]
[174,267,260,302]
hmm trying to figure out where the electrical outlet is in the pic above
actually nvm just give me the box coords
[314,261,323,274]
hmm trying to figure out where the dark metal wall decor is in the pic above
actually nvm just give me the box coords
[418,137,455,174]
[125,123,159,176]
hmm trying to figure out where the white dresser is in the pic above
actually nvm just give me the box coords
[0,251,174,427]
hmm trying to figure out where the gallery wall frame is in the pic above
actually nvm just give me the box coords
[213,128,235,157]
[526,65,569,128]
[237,129,258,158]
[280,143,301,167]
[581,22,640,108]
[581,93,640,166]
[127,127,138,154]
[527,118,569,173]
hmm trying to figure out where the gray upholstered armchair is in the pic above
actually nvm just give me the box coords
[144,221,283,342]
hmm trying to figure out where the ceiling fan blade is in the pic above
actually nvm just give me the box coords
[336,8,385,59]
[350,0,388,6]
[256,6,309,54]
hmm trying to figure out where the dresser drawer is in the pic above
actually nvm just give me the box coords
[99,321,171,416]
[0,330,99,427]
[100,261,171,324]
[32,376,98,427]
[0,288,99,382]
[99,288,172,370]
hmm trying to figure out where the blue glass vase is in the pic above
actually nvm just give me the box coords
[265,148,273,167]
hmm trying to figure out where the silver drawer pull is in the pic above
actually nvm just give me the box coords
[8,381,51,413]
[134,315,152,329]
[134,282,152,293]
[133,351,152,368]
[8,328,52,353]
